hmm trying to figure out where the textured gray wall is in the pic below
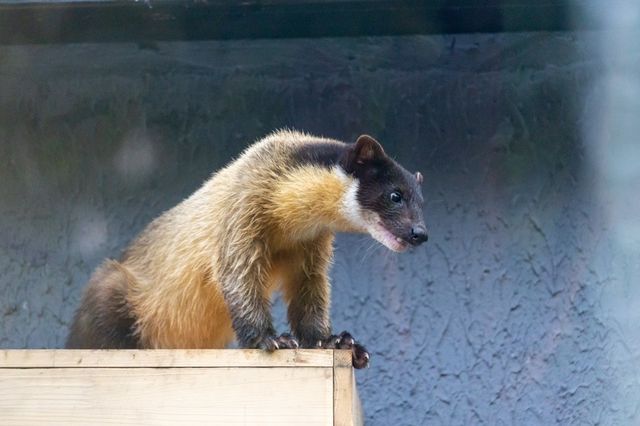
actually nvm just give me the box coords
[1,33,639,425]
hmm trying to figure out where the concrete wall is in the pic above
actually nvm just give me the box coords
[1,33,639,424]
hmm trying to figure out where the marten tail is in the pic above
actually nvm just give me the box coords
[65,260,139,349]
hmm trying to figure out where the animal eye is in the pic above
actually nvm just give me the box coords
[390,191,402,203]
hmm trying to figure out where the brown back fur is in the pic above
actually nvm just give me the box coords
[68,130,356,349]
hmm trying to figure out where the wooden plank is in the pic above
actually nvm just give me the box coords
[0,0,603,46]
[0,367,334,425]
[333,350,362,426]
[0,349,334,368]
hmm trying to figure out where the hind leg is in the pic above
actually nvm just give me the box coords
[66,260,140,349]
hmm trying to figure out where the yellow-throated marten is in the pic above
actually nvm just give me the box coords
[66,130,428,368]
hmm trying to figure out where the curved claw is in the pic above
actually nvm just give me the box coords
[257,337,280,352]
[337,331,356,348]
[320,335,341,349]
[275,333,299,349]
[319,331,370,369]
[352,343,370,369]
[256,333,300,351]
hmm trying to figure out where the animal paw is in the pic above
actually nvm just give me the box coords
[256,333,299,351]
[274,332,299,349]
[256,336,280,352]
[321,331,370,369]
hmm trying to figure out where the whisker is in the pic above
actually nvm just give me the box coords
[356,238,372,262]
[361,239,382,263]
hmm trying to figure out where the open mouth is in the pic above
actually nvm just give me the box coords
[369,222,409,253]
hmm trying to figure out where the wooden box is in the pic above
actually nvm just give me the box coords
[0,349,362,425]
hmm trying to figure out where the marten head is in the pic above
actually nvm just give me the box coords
[339,135,428,252]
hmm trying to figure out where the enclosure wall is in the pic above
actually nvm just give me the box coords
[1,33,639,424]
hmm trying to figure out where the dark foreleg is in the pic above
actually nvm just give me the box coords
[283,237,370,368]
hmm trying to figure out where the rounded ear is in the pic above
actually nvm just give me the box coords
[353,135,385,164]
[415,171,423,184]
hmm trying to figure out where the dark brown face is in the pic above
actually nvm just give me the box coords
[341,135,428,252]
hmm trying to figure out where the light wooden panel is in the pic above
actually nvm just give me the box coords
[333,350,363,426]
[0,349,362,425]
[0,349,334,368]
[0,367,333,426]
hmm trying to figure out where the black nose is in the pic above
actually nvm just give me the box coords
[410,225,428,245]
